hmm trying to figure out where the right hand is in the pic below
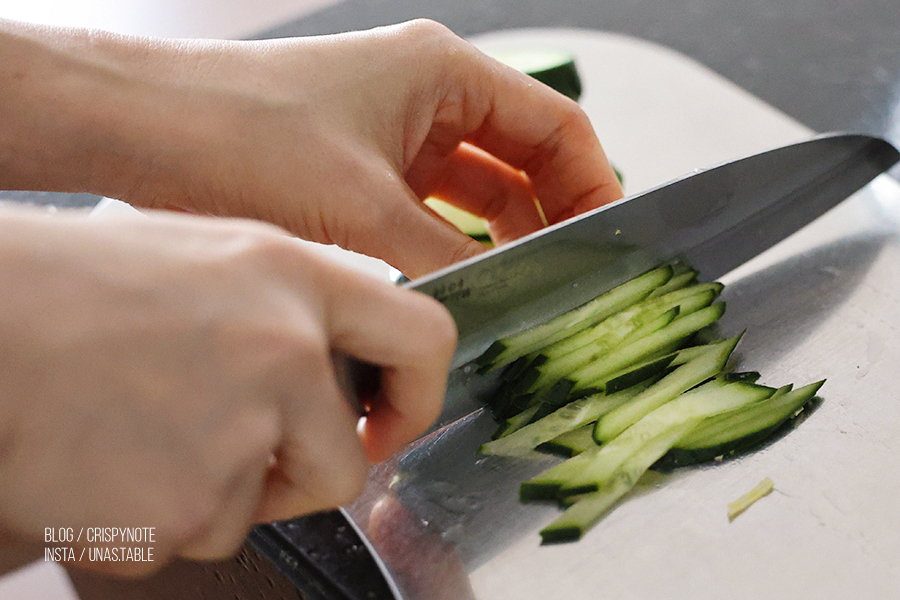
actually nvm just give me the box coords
[0,207,456,576]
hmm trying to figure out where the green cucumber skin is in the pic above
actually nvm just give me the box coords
[604,354,676,394]
[653,380,824,470]
[539,420,697,543]
[537,424,597,457]
[592,336,740,443]
[570,302,727,394]
[475,265,674,371]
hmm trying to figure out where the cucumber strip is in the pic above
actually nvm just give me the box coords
[603,353,677,394]
[529,307,679,392]
[569,303,727,394]
[559,380,775,497]
[492,401,541,440]
[478,383,649,457]
[676,383,812,449]
[593,336,740,443]
[539,420,699,544]
[653,381,824,469]
[645,269,699,298]
[520,445,601,501]
[537,282,721,365]
[475,265,673,370]
[537,423,597,457]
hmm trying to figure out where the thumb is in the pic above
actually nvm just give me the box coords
[356,181,487,279]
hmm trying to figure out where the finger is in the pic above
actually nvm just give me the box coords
[408,142,545,245]
[340,164,487,278]
[254,358,370,522]
[435,54,623,224]
[177,456,269,561]
[322,272,457,462]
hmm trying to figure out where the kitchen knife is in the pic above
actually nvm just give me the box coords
[409,132,899,368]
[263,132,899,600]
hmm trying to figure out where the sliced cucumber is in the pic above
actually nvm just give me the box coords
[655,380,824,469]
[568,302,727,394]
[592,335,740,443]
[557,380,774,498]
[537,423,598,457]
[539,420,698,544]
[529,307,679,393]
[476,265,674,371]
[478,382,650,457]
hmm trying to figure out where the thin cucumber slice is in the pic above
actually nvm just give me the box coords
[677,383,802,448]
[569,302,727,393]
[529,306,679,393]
[478,382,650,457]
[520,445,601,501]
[539,419,698,544]
[655,380,824,469]
[537,423,598,457]
[558,380,775,497]
[492,401,541,440]
[645,269,699,298]
[538,281,721,365]
[476,265,674,370]
[593,335,741,443]
[424,198,491,243]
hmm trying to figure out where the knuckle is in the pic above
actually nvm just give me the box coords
[399,18,455,43]
[324,458,369,507]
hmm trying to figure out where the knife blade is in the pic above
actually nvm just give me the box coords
[406,133,899,375]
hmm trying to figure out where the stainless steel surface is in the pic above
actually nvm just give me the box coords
[342,138,900,600]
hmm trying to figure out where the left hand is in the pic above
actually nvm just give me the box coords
[4,19,623,277]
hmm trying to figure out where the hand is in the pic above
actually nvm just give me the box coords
[2,19,623,278]
[0,208,455,575]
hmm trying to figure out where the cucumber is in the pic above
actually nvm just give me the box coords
[539,420,698,544]
[478,381,651,457]
[568,302,727,394]
[536,278,717,364]
[592,335,741,443]
[654,380,824,469]
[472,259,824,545]
[537,423,597,457]
[556,380,775,498]
[528,307,680,393]
[476,265,674,371]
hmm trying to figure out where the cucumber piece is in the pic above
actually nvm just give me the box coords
[645,269,699,299]
[424,197,492,244]
[490,49,583,101]
[476,265,674,370]
[603,353,677,394]
[478,382,650,457]
[529,306,680,393]
[557,380,775,497]
[537,423,598,457]
[539,420,698,544]
[520,445,601,501]
[538,281,721,366]
[592,335,740,443]
[655,380,824,469]
[569,302,727,394]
